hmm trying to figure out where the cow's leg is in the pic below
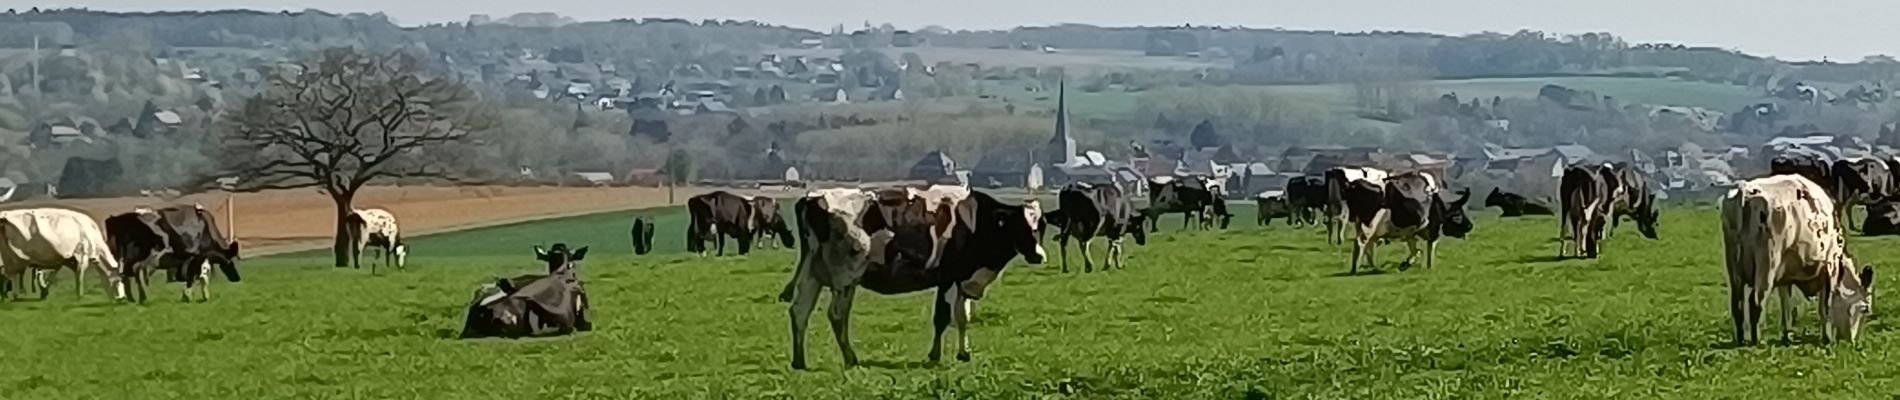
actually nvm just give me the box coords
[1110,238,1125,270]
[738,232,755,256]
[1777,286,1795,345]
[72,262,84,299]
[787,275,821,370]
[827,286,859,367]
[1058,231,1071,273]
[1349,238,1363,275]
[1728,281,1748,346]
[1080,237,1094,273]
[951,286,974,362]
[929,286,952,362]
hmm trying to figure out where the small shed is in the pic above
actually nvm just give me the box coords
[572,172,615,186]
[908,150,959,184]
[972,151,1040,189]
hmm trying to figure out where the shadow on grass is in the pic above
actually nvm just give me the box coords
[1329,269,1390,278]
[859,359,937,370]
[1509,254,1572,264]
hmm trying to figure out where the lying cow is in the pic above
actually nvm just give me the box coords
[348,208,406,272]
[1483,187,1555,217]
[1722,174,1874,345]
[629,216,656,255]
[104,205,242,302]
[1,208,124,301]
[1342,172,1472,274]
[1057,183,1147,272]
[781,188,1044,369]
[460,244,594,339]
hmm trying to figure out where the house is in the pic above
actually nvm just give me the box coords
[597,62,617,74]
[892,31,917,47]
[1283,145,1382,174]
[908,150,960,184]
[571,172,615,186]
[566,81,596,99]
[870,86,904,101]
[624,168,666,187]
[695,100,737,115]
[811,87,848,104]
[595,97,617,110]
[799,38,825,49]
[730,67,756,79]
[972,151,1041,189]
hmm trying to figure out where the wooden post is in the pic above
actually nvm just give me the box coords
[226,195,236,239]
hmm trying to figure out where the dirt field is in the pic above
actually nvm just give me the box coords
[6,185,724,257]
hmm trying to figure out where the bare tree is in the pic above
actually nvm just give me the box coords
[209,47,486,268]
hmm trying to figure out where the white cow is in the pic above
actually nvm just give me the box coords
[0,208,124,300]
[1723,174,1874,345]
[348,208,406,272]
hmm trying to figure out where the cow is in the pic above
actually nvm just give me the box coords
[1769,152,1833,196]
[1831,158,1893,231]
[103,205,242,302]
[347,208,406,273]
[460,244,593,339]
[750,197,794,250]
[1722,174,1874,345]
[1284,175,1330,227]
[1559,165,1613,259]
[686,191,779,256]
[780,188,1045,369]
[1146,177,1227,232]
[1341,172,1472,274]
[0,208,124,301]
[1483,187,1555,217]
[1056,183,1148,273]
[1325,167,1390,245]
[629,216,656,255]
[1864,200,1900,236]
[1255,192,1291,226]
[1603,162,1662,240]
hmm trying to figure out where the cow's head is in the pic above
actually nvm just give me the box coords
[1632,205,1661,240]
[1125,212,1149,246]
[210,241,241,283]
[1438,189,1475,239]
[1483,187,1508,209]
[535,243,588,274]
[460,281,532,339]
[1824,259,1875,342]
[1003,199,1046,265]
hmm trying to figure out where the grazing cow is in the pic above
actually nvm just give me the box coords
[1255,192,1290,226]
[781,188,1044,369]
[1056,183,1148,272]
[0,208,123,301]
[1284,175,1330,227]
[1483,187,1555,217]
[1864,200,1900,236]
[1722,174,1874,345]
[1559,165,1614,259]
[1603,162,1662,240]
[629,217,656,255]
[749,197,795,250]
[105,205,241,302]
[1831,158,1893,230]
[686,191,761,256]
[460,244,593,339]
[1341,172,1472,274]
[1769,152,1834,196]
[1147,177,1227,231]
[347,208,406,272]
[1325,167,1390,245]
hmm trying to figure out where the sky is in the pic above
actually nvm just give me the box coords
[36,0,1900,61]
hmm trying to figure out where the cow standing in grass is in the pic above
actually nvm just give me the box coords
[0,208,124,301]
[1560,165,1613,259]
[1325,167,1389,245]
[629,217,656,255]
[104,205,242,302]
[750,197,794,250]
[348,208,406,272]
[687,191,792,256]
[1722,174,1874,345]
[1056,183,1147,272]
[1341,172,1472,274]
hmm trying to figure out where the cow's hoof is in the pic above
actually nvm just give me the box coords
[956,352,971,362]
[777,291,794,303]
[1399,261,1413,271]
[790,361,807,370]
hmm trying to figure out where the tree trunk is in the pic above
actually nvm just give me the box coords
[332,195,354,268]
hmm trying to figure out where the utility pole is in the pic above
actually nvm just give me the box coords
[31,35,40,93]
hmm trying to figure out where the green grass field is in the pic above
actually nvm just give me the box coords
[8,204,1900,398]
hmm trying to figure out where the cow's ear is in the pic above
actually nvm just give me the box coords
[533,246,548,261]
[226,241,241,259]
[1862,266,1876,292]
[572,247,589,261]
[496,278,516,294]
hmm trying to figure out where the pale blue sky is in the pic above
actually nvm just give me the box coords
[38,0,1900,61]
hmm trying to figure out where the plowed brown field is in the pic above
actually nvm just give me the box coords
[5,185,714,256]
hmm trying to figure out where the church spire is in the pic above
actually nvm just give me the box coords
[1045,78,1076,165]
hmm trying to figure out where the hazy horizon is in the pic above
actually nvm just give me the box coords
[28,0,1900,62]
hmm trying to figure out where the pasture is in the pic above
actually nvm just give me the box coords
[6,204,1900,398]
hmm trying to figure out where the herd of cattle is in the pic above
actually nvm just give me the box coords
[3,154,1891,366]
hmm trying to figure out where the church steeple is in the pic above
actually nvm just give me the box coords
[1045,78,1076,165]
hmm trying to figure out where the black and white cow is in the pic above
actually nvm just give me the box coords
[1831,158,1894,231]
[1341,172,1472,274]
[629,216,656,255]
[460,244,593,339]
[347,208,405,272]
[1284,175,1330,227]
[1604,162,1662,240]
[1146,177,1228,231]
[1559,165,1613,259]
[750,197,795,250]
[687,191,793,256]
[1483,187,1555,217]
[1770,152,1834,197]
[780,188,1045,369]
[1325,167,1389,245]
[100,205,240,303]
[1056,183,1148,273]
